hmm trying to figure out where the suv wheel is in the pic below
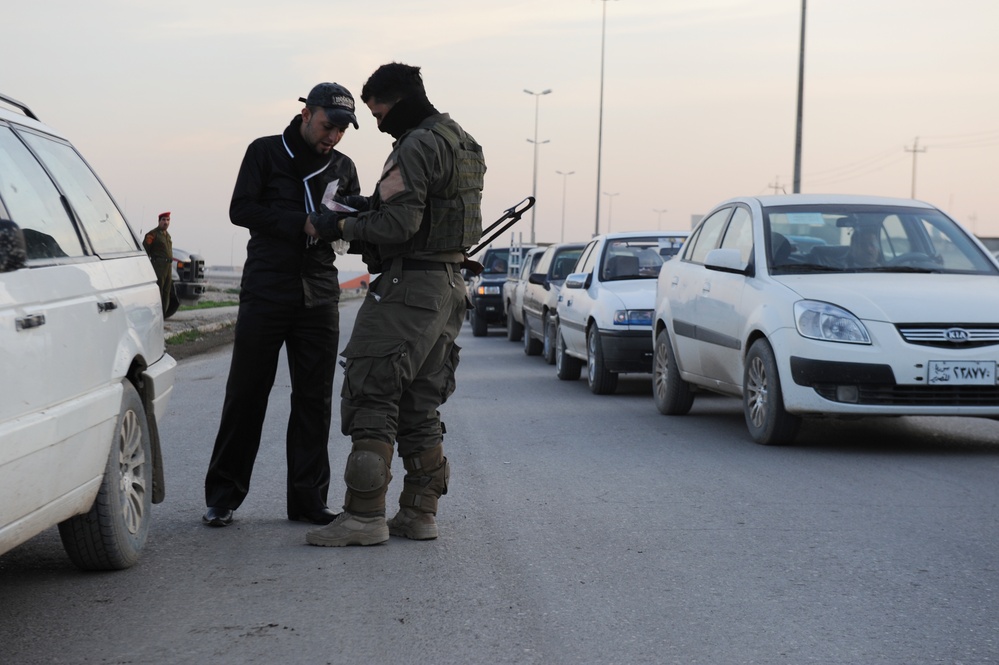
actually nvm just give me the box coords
[555,324,582,381]
[587,327,618,395]
[58,381,152,570]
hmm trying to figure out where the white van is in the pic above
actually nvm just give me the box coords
[0,93,175,570]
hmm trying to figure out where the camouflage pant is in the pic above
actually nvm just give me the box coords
[340,260,467,458]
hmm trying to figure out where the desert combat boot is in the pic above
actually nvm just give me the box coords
[306,512,389,547]
[388,507,438,540]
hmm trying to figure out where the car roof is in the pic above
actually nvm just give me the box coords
[0,96,63,139]
[594,230,691,241]
[726,194,936,209]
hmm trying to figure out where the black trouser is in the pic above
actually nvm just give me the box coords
[205,294,339,516]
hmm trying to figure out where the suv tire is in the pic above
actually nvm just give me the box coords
[58,381,152,570]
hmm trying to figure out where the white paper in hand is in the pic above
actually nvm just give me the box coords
[321,180,354,255]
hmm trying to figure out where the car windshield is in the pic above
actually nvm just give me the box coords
[482,249,510,275]
[600,237,675,281]
[764,204,999,276]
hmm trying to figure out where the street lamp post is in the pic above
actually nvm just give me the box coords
[654,208,668,230]
[556,170,575,243]
[594,0,617,237]
[603,192,619,233]
[525,88,551,244]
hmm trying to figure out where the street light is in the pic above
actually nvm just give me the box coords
[603,192,619,233]
[556,170,575,243]
[654,208,668,230]
[525,88,552,244]
[594,0,618,237]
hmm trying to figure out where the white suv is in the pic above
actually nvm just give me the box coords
[0,94,176,569]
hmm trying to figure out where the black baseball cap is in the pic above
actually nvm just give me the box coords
[299,82,358,129]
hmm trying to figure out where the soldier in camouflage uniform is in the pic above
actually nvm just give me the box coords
[144,212,172,312]
[305,63,486,547]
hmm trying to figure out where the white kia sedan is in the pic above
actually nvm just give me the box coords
[653,194,999,445]
[555,231,688,394]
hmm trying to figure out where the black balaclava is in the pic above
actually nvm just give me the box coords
[377,93,439,139]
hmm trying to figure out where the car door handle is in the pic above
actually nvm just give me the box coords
[98,300,118,313]
[15,313,46,331]
[671,276,679,287]
[702,282,711,293]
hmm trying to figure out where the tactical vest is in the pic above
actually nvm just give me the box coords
[378,120,486,259]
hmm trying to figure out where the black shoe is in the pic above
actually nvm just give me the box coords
[203,506,234,527]
[288,507,338,525]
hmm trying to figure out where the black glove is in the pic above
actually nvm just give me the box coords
[334,194,370,213]
[309,205,344,242]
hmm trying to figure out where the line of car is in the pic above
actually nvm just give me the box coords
[477,194,999,447]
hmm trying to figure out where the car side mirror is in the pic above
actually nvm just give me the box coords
[528,273,546,286]
[704,248,749,275]
[563,271,590,289]
[0,219,27,273]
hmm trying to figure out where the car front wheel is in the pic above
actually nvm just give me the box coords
[653,329,694,415]
[58,381,152,570]
[743,339,800,445]
[470,308,487,337]
[542,314,557,365]
[587,327,618,395]
[555,323,582,381]
[523,312,542,356]
[507,305,523,341]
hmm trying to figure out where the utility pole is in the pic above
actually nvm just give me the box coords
[654,208,668,230]
[595,0,616,237]
[792,0,806,193]
[905,136,927,198]
[769,176,786,195]
[525,88,552,244]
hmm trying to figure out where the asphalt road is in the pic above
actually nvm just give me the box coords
[2,298,998,664]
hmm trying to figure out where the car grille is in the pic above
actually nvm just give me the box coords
[814,384,999,406]
[897,324,999,348]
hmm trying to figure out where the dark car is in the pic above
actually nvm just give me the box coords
[466,246,511,336]
[165,247,206,318]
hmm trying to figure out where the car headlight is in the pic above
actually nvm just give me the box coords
[477,285,501,295]
[794,300,871,344]
[613,309,654,326]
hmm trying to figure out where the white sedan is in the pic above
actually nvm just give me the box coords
[555,231,688,394]
[653,194,999,445]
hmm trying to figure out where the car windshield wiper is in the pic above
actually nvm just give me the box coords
[860,266,937,273]
[772,262,843,273]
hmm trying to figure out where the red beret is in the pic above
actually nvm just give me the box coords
[158,212,171,219]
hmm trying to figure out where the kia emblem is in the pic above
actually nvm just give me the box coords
[944,328,970,342]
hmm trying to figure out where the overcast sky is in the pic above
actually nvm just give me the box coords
[3,0,997,270]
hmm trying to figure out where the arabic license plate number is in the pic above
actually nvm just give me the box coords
[927,361,997,385]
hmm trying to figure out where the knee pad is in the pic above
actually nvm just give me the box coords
[344,440,393,496]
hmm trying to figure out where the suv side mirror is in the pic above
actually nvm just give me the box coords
[0,220,27,273]
[528,273,546,286]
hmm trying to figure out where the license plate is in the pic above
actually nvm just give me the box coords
[927,360,997,385]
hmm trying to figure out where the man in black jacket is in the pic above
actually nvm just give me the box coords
[202,83,361,527]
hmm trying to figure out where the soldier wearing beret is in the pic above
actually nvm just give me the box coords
[144,212,172,312]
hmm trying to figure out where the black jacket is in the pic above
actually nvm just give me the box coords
[230,116,360,306]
